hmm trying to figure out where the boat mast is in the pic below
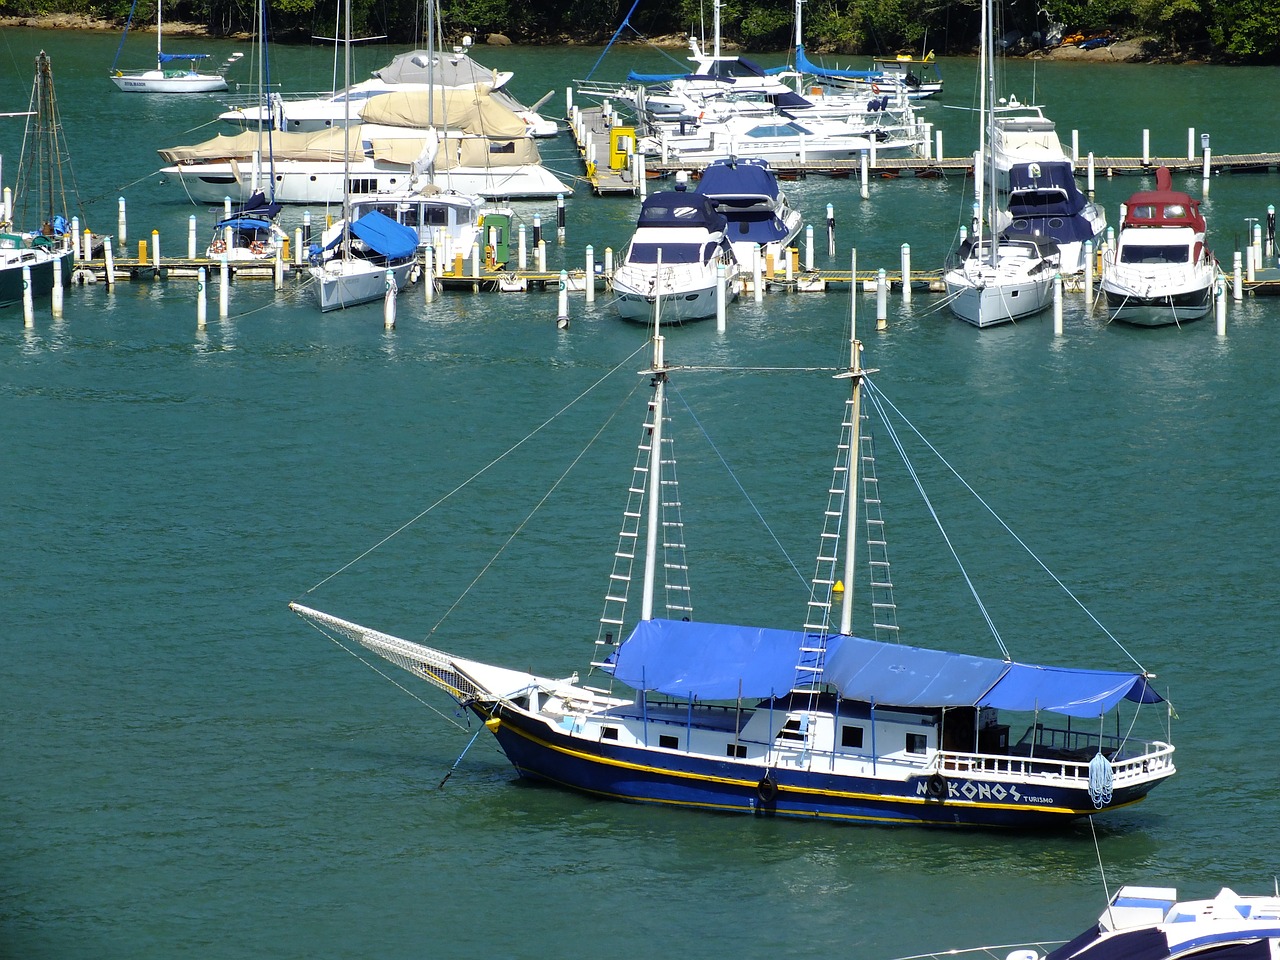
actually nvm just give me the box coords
[639,276,666,622]
[155,0,163,69]
[838,311,864,635]
[983,0,996,269]
[340,0,352,257]
[713,0,721,61]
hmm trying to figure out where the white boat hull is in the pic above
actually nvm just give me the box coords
[945,269,1055,327]
[1101,268,1215,326]
[612,266,737,323]
[309,257,417,312]
[161,160,570,203]
[111,71,227,93]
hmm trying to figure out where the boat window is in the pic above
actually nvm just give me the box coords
[906,733,928,754]
[726,743,748,758]
[1164,204,1186,217]
[1120,244,1190,264]
[602,726,619,740]
[629,242,706,264]
[841,725,864,748]
[659,734,679,749]
[1130,205,1157,219]
[489,141,517,155]
[745,123,803,138]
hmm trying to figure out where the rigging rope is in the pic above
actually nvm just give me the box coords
[864,377,1150,673]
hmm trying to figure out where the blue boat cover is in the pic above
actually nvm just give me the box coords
[1004,161,1097,243]
[795,45,881,81]
[607,618,1163,717]
[158,52,212,61]
[214,217,275,232]
[696,158,782,204]
[636,193,726,232]
[349,209,418,260]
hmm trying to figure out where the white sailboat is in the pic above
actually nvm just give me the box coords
[943,0,1057,328]
[307,0,418,312]
[109,0,237,93]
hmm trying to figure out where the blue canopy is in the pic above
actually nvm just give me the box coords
[696,158,782,205]
[607,618,1163,718]
[158,52,212,62]
[349,210,418,260]
[214,217,275,232]
[636,192,726,232]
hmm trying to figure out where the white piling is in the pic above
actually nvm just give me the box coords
[302,210,312,245]
[1188,127,1196,162]
[804,225,814,271]
[869,139,877,173]
[859,151,869,200]
[2,186,10,222]
[223,196,232,219]
[1087,153,1096,196]
[798,133,807,165]
[1202,134,1212,181]
[383,269,397,330]
[83,228,92,263]
[604,247,614,280]
[197,266,207,330]
[826,203,835,257]
[752,246,763,303]
[471,241,481,279]
[1216,277,1227,335]
[104,237,116,289]
[71,218,81,259]
[274,244,284,290]
[1252,223,1263,274]
[537,239,547,274]
[518,224,527,270]
[1247,240,1256,283]
[785,246,794,283]
[1233,251,1242,300]
[294,228,304,266]
[51,256,63,318]
[152,229,161,273]
[1268,204,1276,259]
[532,213,542,248]
[636,152,647,199]
[556,270,569,326]
[219,256,229,318]
[875,268,887,327]
[565,85,573,116]
[1083,241,1094,307]
[899,243,911,303]
[1053,273,1063,335]
[935,130,943,161]
[1142,129,1150,166]
[850,248,858,331]
[23,265,34,328]
[715,260,726,332]
[1071,129,1079,165]
[188,215,197,259]
[556,193,566,244]
[423,246,435,303]
[585,245,595,303]
[117,196,127,245]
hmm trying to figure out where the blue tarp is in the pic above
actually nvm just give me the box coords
[349,209,418,260]
[795,45,881,82]
[214,217,275,232]
[1004,161,1098,243]
[636,193,726,232]
[607,618,1162,717]
[696,158,782,205]
[158,52,212,62]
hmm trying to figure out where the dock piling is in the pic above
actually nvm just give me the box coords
[197,267,207,330]
[900,244,911,303]
[188,215,197,259]
[23,265,34,328]
[52,254,63,318]
[585,245,595,303]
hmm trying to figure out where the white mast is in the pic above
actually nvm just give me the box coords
[155,0,163,68]
[640,256,666,622]
[713,0,721,61]
[838,309,864,635]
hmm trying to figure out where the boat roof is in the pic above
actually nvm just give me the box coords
[636,192,727,231]
[694,157,782,204]
[372,49,511,89]
[606,618,1163,715]
[1122,167,1205,231]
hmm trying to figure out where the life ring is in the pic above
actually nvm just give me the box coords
[872,82,881,95]
[211,239,226,254]
[250,241,266,255]
[926,771,948,802]
[756,773,778,805]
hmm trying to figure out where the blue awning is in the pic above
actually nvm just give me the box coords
[606,618,1162,717]
[349,209,418,260]
[795,45,881,81]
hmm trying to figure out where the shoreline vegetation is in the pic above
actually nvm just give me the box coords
[0,13,1158,64]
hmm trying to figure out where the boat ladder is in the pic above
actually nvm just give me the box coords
[592,399,690,669]
[791,396,857,692]
[859,429,900,641]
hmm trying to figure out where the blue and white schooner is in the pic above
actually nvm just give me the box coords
[292,314,1176,828]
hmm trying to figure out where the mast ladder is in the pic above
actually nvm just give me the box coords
[791,395,857,693]
[859,429,900,642]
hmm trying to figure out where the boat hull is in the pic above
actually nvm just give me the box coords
[111,71,227,93]
[1102,282,1214,326]
[0,246,73,308]
[309,257,417,312]
[480,703,1163,828]
[944,273,1054,328]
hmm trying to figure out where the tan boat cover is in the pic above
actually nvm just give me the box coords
[158,127,365,163]
[434,136,542,169]
[357,88,528,138]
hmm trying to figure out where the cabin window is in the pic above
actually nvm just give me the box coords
[489,141,517,155]
[1121,244,1190,265]
[906,733,928,754]
[659,735,679,750]
[841,725,864,748]
[727,743,747,758]
[602,727,619,740]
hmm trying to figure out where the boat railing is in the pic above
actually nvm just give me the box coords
[938,729,1174,783]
